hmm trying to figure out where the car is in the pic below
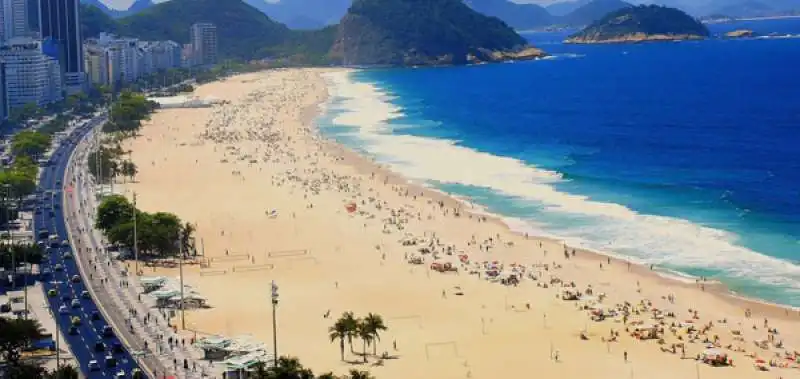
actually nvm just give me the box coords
[88,360,100,371]
[63,252,73,260]
[104,355,116,368]
[101,325,113,338]
[90,310,101,321]
[61,240,69,247]
[58,305,69,315]
[47,289,57,297]
[54,264,63,271]
[70,316,81,326]
[94,340,105,352]
[68,326,78,335]
[42,268,52,277]
[70,299,80,308]
[115,370,126,378]
[111,341,123,354]
[70,274,80,283]
[81,290,90,299]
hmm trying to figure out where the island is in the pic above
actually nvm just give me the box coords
[565,5,710,44]
[725,29,757,38]
[330,0,546,66]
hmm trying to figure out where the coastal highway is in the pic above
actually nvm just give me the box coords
[34,117,140,378]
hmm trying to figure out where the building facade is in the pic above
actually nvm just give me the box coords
[0,37,62,109]
[83,33,182,88]
[39,0,83,93]
[190,23,217,66]
[1,0,30,41]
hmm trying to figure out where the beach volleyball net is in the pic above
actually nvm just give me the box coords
[425,341,459,360]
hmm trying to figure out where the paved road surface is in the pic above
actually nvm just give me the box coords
[34,118,140,378]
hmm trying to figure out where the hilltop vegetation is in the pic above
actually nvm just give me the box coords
[567,5,709,43]
[332,0,540,66]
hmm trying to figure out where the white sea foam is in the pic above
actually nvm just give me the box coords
[319,70,800,304]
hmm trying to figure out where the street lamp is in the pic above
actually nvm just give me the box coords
[133,192,138,276]
[271,280,279,366]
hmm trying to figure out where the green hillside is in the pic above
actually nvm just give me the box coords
[333,0,537,65]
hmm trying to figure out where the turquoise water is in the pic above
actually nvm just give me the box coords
[316,19,800,307]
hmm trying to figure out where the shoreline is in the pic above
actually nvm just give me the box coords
[120,67,800,378]
[315,69,800,320]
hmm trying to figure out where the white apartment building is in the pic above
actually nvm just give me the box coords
[84,33,182,87]
[190,23,217,66]
[0,37,62,109]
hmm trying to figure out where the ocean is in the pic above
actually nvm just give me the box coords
[316,18,800,307]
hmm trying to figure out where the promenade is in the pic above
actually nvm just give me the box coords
[63,126,215,378]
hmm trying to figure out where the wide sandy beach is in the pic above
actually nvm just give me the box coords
[119,68,800,379]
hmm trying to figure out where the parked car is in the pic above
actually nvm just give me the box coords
[102,325,113,338]
[68,326,78,335]
[90,310,101,321]
[88,360,100,371]
[94,340,105,352]
[70,299,80,309]
[58,305,69,315]
[81,290,90,299]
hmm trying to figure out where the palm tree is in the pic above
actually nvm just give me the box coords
[270,356,314,379]
[329,318,349,361]
[340,312,359,353]
[356,319,373,363]
[362,313,387,356]
[316,373,337,379]
[347,369,376,379]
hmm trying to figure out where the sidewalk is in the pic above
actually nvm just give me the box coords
[65,129,216,378]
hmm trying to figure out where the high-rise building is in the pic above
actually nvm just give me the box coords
[0,37,62,109]
[190,23,217,66]
[1,0,29,41]
[0,62,8,120]
[39,0,83,93]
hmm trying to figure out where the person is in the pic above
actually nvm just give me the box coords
[624,351,628,362]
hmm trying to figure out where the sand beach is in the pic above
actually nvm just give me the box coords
[117,68,800,379]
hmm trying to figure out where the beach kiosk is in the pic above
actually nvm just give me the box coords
[139,276,168,293]
[150,289,180,308]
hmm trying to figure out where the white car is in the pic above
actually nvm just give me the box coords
[88,360,100,371]
[58,305,69,315]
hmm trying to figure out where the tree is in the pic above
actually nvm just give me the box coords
[95,195,134,232]
[0,318,44,367]
[180,222,196,255]
[11,130,51,159]
[46,364,79,379]
[362,313,387,356]
[328,318,349,361]
[340,312,358,354]
[356,319,373,363]
[346,370,375,379]
[120,160,138,181]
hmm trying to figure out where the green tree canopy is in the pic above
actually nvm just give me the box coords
[95,195,135,232]
[0,318,44,366]
[11,130,51,159]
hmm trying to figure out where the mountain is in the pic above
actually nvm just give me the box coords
[125,0,156,15]
[80,4,119,39]
[332,0,543,66]
[80,0,155,18]
[546,0,590,16]
[645,0,800,17]
[463,0,553,30]
[561,0,633,26]
[244,0,351,30]
[566,5,709,43]
[115,0,291,60]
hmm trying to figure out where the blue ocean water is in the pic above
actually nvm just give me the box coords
[316,18,800,307]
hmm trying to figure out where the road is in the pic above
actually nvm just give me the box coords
[34,117,140,378]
